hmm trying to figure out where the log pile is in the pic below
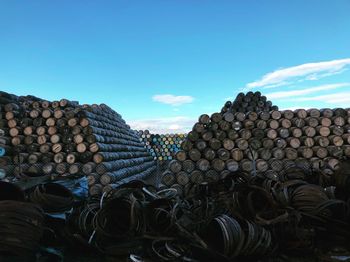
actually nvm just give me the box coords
[138,130,185,161]
[221,91,278,114]
[1,91,156,195]
[0,91,43,180]
[161,92,350,196]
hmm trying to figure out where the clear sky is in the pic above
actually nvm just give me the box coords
[1,0,350,133]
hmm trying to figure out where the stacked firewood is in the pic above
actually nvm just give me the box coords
[162,92,350,196]
[0,92,44,180]
[2,92,156,195]
[138,130,185,161]
[221,91,278,114]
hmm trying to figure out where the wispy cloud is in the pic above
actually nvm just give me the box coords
[292,92,350,107]
[265,83,350,100]
[152,94,194,106]
[246,58,350,89]
[128,116,196,134]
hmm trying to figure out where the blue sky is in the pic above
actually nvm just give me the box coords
[1,0,350,133]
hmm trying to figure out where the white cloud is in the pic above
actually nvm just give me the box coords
[152,94,194,106]
[128,116,196,134]
[292,92,350,107]
[246,58,350,89]
[265,83,350,100]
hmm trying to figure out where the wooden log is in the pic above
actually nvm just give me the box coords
[279,118,292,128]
[256,159,268,172]
[176,171,190,186]
[169,160,182,173]
[316,126,331,137]
[214,130,226,140]
[295,109,307,119]
[161,171,176,186]
[243,119,254,130]
[343,133,350,144]
[24,135,36,145]
[256,120,267,129]
[205,169,219,182]
[327,146,343,158]
[231,148,243,161]
[313,146,328,159]
[283,110,294,119]
[314,136,330,147]
[266,129,278,139]
[307,108,321,118]
[324,157,340,171]
[190,170,204,184]
[203,147,215,161]
[262,138,274,149]
[272,148,285,159]
[199,114,210,124]
[330,125,344,136]
[245,148,258,160]
[89,184,103,196]
[52,143,63,153]
[182,159,195,173]
[333,116,345,126]
[259,111,270,121]
[23,126,34,136]
[286,137,301,149]
[290,127,302,138]
[82,162,96,175]
[274,138,287,149]
[69,163,82,175]
[292,118,305,128]
[268,158,283,172]
[196,159,210,172]
[240,159,253,172]
[54,152,66,163]
[285,148,298,160]
[188,148,201,161]
[66,153,79,164]
[47,126,57,135]
[239,129,251,140]
[176,151,187,162]
[267,119,279,129]
[305,117,319,127]
[342,145,350,157]
[27,152,41,164]
[328,135,344,146]
[320,117,332,127]
[298,146,313,159]
[271,110,282,120]
[41,152,53,163]
[236,138,248,150]
[303,126,316,137]
[301,136,314,147]
[39,143,51,153]
[278,128,290,138]
[37,135,49,145]
[43,163,56,175]
[257,148,272,160]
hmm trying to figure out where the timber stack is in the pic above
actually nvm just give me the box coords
[0,91,156,195]
[161,91,350,196]
[138,130,185,161]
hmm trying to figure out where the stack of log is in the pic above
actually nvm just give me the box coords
[161,92,350,196]
[221,91,278,114]
[138,130,185,161]
[2,92,156,195]
[0,92,44,180]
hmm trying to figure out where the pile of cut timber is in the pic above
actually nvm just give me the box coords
[161,92,350,196]
[0,91,156,195]
[138,130,185,161]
